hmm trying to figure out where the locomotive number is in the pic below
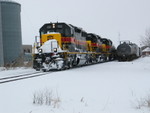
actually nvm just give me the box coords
[47,35,53,39]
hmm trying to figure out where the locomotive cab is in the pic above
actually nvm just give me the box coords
[87,33,100,52]
[39,23,74,51]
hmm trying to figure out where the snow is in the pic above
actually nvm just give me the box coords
[34,39,63,54]
[0,57,150,113]
[41,39,63,53]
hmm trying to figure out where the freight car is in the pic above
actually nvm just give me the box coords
[33,22,116,71]
[117,41,141,61]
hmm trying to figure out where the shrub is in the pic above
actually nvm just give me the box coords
[32,89,61,108]
[133,94,150,110]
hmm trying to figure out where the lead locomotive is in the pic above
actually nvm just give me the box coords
[33,22,116,71]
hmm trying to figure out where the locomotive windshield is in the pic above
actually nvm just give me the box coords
[40,23,72,37]
[101,38,112,45]
[87,34,98,43]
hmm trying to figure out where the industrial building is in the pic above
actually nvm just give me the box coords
[0,0,22,66]
[142,47,150,56]
[23,45,32,62]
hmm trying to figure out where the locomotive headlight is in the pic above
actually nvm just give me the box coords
[52,24,55,28]
[38,48,42,53]
[53,48,57,52]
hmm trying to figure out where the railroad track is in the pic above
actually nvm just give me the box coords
[0,60,114,84]
[0,72,51,84]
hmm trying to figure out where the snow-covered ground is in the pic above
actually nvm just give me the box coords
[0,57,150,113]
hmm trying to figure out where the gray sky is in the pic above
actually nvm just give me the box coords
[15,0,150,46]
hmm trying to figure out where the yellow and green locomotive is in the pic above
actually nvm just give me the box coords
[33,22,116,71]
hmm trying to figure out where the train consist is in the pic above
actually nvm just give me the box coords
[33,22,116,71]
[117,41,141,61]
[33,22,141,71]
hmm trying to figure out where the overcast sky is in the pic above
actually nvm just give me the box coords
[15,0,150,46]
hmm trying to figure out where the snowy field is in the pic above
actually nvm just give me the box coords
[0,57,150,113]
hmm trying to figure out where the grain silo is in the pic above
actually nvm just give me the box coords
[0,0,22,66]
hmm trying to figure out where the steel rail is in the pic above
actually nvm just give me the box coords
[0,72,40,80]
[0,72,50,84]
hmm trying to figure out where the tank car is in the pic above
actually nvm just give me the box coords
[117,41,141,61]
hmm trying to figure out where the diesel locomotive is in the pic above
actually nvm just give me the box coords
[117,41,141,61]
[33,22,116,71]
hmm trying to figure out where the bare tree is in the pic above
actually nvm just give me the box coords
[141,28,150,47]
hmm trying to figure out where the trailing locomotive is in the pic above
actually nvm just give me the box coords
[117,41,141,61]
[33,22,116,71]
